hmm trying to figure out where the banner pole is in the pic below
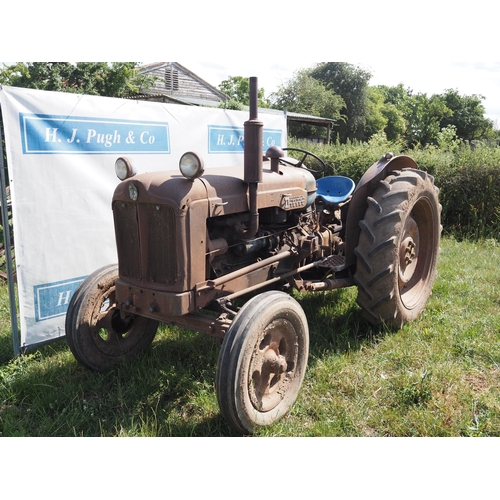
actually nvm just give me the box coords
[0,100,21,356]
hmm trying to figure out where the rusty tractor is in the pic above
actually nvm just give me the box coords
[65,77,441,434]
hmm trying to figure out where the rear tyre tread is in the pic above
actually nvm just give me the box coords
[354,168,441,328]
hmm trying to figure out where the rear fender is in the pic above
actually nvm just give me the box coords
[344,154,419,267]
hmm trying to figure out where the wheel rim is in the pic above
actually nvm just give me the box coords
[91,285,143,356]
[399,196,436,309]
[248,318,298,412]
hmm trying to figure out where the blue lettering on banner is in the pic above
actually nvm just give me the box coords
[34,276,87,322]
[19,114,170,154]
[208,126,282,153]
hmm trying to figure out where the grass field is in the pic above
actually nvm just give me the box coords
[1,236,499,437]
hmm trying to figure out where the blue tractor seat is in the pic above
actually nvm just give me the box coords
[316,176,356,205]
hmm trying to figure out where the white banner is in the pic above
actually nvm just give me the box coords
[0,86,286,348]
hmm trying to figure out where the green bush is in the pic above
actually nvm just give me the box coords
[407,142,500,239]
[289,133,403,179]
[288,135,500,240]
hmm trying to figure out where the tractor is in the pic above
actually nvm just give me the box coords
[65,77,441,434]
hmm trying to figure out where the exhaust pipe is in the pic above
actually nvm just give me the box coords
[243,77,262,239]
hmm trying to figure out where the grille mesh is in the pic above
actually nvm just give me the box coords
[114,202,141,280]
[145,204,177,285]
[114,202,177,284]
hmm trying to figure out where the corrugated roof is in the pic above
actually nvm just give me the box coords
[259,108,336,126]
[129,94,336,128]
[129,94,335,124]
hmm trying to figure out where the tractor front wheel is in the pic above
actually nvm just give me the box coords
[216,291,309,434]
[65,264,158,371]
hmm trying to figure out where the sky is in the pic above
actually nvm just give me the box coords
[3,1,499,128]
[185,62,500,128]
[3,1,499,125]
[2,59,499,127]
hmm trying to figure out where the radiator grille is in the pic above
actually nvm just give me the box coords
[114,202,177,285]
[145,204,177,285]
[114,202,141,280]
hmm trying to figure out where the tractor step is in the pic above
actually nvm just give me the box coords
[318,254,346,272]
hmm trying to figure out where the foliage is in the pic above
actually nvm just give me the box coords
[367,84,410,143]
[286,135,500,241]
[288,134,403,180]
[0,62,156,97]
[218,75,270,108]
[4,62,494,149]
[440,89,494,142]
[268,64,494,147]
[404,92,453,147]
[436,124,462,152]
[311,62,372,143]
[415,141,500,238]
[270,69,345,141]
[218,98,244,111]
[374,84,495,147]
[381,102,407,142]
[364,87,389,140]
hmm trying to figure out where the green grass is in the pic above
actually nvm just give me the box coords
[1,236,500,436]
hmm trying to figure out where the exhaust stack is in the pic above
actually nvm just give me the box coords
[243,77,262,239]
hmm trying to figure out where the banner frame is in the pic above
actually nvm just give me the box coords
[0,85,287,355]
[0,102,21,356]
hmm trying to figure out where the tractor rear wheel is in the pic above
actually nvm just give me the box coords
[354,169,441,328]
[216,291,309,434]
[65,264,158,371]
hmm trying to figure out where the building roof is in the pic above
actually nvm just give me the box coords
[134,63,336,128]
[136,62,228,101]
[129,93,336,127]
[259,107,336,127]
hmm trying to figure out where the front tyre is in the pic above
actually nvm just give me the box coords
[354,169,442,328]
[65,264,159,371]
[216,291,309,434]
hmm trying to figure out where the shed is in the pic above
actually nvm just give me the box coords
[136,62,228,105]
[135,62,336,142]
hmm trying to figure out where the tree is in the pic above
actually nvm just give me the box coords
[372,84,408,142]
[270,69,345,140]
[375,85,452,146]
[378,83,412,110]
[404,92,453,146]
[440,88,494,142]
[364,87,388,140]
[310,62,372,142]
[0,62,155,97]
[374,84,494,146]
[381,102,407,142]
[218,76,270,108]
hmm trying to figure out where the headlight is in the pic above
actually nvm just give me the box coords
[179,152,204,180]
[115,157,136,181]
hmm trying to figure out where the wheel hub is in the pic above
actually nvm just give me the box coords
[248,319,296,412]
[399,216,419,285]
[263,348,287,373]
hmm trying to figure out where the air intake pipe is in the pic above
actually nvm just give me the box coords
[243,76,262,239]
